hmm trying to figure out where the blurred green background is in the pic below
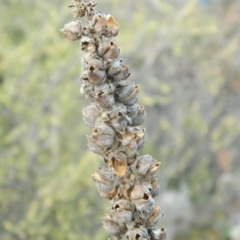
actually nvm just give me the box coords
[1,0,240,239]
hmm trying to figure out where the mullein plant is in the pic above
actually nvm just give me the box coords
[61,0,167,239]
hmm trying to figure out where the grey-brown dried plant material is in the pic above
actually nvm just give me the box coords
[61,0,167,239]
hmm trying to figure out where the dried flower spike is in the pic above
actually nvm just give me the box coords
[61,0,167,239]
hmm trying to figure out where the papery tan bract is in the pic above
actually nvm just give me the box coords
[60,21,82,41]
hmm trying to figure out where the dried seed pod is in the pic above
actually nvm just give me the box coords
[106,14,119,37]
[82,104,100,127]
[87,135,108,155]
[93,83,115,108]
[127,227,149,240]
[98,38,120,60]
[126,104,138,120]
[131,183,155,221]
[107,59,130,82]
[102,214,127,236]
[129,105,146,126]
[143,161,161,181]
[92,168,115,192]
[60,21,82,41]
[111,199,134,223]
[101,187,119,200]
[131,155,156,175]
[115,81,139,106]
[102,104,130,133]
[92,167,118,199]
[148,228,167,240]
[134,195,155,217]
[92,13,108,34]
[131,183,151,201]
[106,104,132,133]
[110,114,128,134]
[147,206,164,227]
[81,36,96,52]
[117,127,146,156]
[86,59,105,83]
[87,123,115,154]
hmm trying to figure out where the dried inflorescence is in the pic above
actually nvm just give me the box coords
[61,0,167,239]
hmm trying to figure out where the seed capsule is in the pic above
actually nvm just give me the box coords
[128,104,146,126]
[107,59,130,82]
[87,123,115,154]
[131,155,157,175]
[98,38,120,60]
[92,13,108,34]
[92,167,118,200]
[101,104,132,133]
[148,228,167,240]
[115,81,139,106]
[127,227,149,240]
[147,206,164,227]
[144,162,161,181]
[131,183,156,221]
[82,104,100,127]
[93,83,115,109]
[92,168,114,192]
[86,59,105,84]
[117,127,146,156]
[81,36,96,52]
[111,200,134,223]
[60,21,82,41]
[102,214,127,236]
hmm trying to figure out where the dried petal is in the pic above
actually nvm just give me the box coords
[60,21,82,41]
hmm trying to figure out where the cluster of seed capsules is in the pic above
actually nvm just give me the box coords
[61,0,167,239]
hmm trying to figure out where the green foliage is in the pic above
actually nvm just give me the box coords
[0,0,239,239]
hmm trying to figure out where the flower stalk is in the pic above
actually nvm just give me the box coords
[61,0,167,239]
